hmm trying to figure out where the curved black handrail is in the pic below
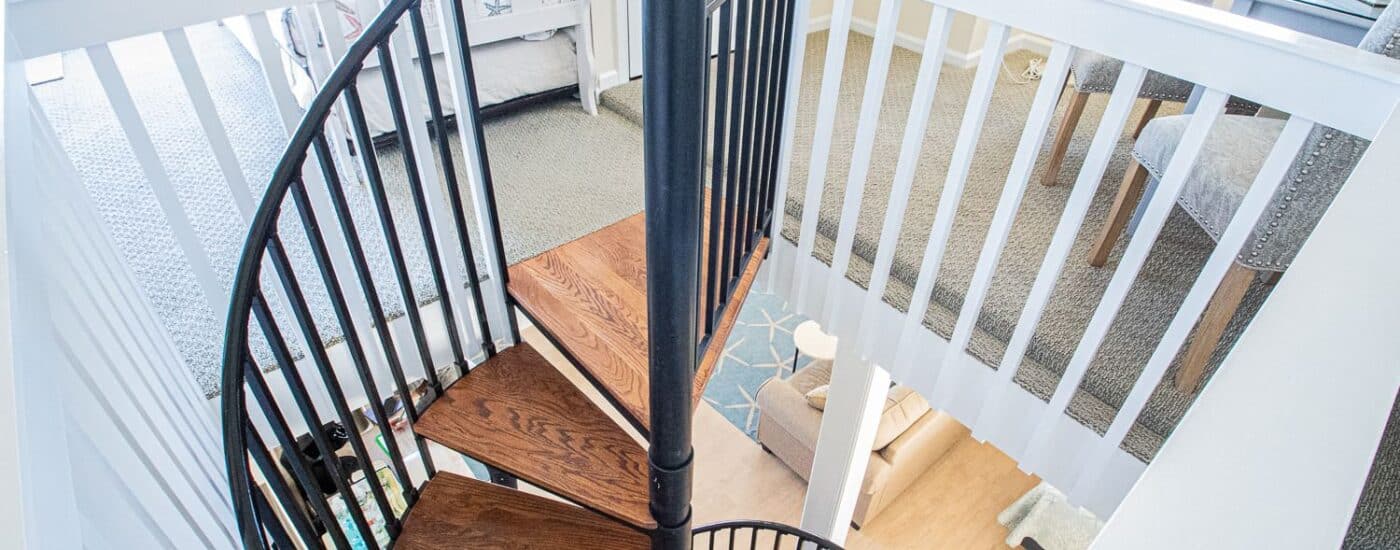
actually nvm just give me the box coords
[219,0,504,547]
[692,520,845,549]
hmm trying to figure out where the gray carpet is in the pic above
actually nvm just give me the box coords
[31,18,1396,542]
[604,33,1277,460]
[606,34,1397,544]
[35,22,643,397]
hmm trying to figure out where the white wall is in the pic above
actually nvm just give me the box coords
[3,70,236,548]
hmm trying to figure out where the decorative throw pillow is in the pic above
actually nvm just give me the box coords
[805,385,830,410]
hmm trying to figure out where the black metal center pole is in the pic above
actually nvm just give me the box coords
[643,0,706,544]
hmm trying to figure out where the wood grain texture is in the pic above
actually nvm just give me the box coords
[1042,90,1090,187]
[1132,99,1163,139]
[397,472,649,549]
[414,343,654,529]
[1088,160,1149,267]
[508,213,767,432]
[1176,262,1255,393]
[695,237,769,408]
[509,214,653,430]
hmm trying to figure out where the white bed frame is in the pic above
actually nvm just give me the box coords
[229,0,599,120]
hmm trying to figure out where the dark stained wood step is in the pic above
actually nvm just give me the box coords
[413,343,654,530]
[397,472,649,549]
[507,212,767,434]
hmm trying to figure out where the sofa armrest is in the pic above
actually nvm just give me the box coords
[857,411,967,524]
[756,377,824,450]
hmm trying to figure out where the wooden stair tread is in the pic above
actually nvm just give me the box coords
[507,212,766,433]
[397,472,649,549]
[414,343,654,530]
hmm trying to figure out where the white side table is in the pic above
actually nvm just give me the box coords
[790,320,838,374]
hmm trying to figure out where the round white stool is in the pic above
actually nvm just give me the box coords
[791,320,838,373]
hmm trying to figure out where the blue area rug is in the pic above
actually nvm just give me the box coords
[700,290,813,440]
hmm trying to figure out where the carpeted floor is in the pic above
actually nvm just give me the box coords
[604,33,1270,460]
[35,23,644,396]
[32,19,1395,543]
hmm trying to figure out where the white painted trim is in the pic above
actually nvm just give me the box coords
[807,13,1052,70]
[612,0,629,83]
[599,69,627,91]
[765,242,1146,517]
[1092,104,1400,550]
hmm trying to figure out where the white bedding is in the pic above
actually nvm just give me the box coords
[243,0,587,137]
[353,30,580,135]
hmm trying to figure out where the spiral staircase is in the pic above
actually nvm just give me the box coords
[217,0,826,547]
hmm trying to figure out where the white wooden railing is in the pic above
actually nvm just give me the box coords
[766,0,1400,541]
[5,1,510,545]
[9,0,517,429]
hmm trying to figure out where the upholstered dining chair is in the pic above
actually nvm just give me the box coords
[1087,4,1400,393]
[1039,0,1259,186]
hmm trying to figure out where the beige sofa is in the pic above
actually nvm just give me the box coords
[756,360,968,528]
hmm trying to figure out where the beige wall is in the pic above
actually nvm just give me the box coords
[806,0,993,56]
[585,0,1041,90]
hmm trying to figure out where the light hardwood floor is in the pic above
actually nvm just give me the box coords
[520,326,1039,549]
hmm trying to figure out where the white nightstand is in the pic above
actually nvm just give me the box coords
[790,320,838,373]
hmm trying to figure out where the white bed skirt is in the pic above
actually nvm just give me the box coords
[351,30,581,136]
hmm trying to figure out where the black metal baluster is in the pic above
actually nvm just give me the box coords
[243,361,352,549]
[246,290,383,546]
[722,0,753,300]
[250,477,300,550]
[734,0,766,272]
[246,426,323,550]
[310,134,440,481]
[285,172,439,482]
[342,84,442,390]
[744,0,777,254]
[773,532,784,550]
[407,4,496,359]
[750,526,759,548]
[729,526,737,550]
[758,0,795,232]
[699,16,716,341]
[261,232,420,510]
[706,1,735,335]
[376,42,465,384]
[445,0,520,344]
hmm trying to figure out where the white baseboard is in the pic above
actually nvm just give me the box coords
[806,14,1053,70]
[598,69,627,91]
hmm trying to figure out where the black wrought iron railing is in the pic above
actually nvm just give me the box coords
[645,0,801,546]
[222,0,828,546]
[693,521,845,549]
[221,0,511,547]
[697,0,798,352]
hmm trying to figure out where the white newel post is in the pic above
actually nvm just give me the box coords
[1092,107,1400,549]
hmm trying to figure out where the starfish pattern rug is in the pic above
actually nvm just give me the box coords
[701,290,814,440]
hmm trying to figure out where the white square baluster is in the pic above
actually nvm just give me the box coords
[817,0,903,336]
[971,63,1147,445]
[1019,89,1230,472]
[86,44,228,322]
[1069,115,1315,502]
[789,0,854,318]
[854,6,954,364]
[886,22,1009,394]
[929,42,1074,406]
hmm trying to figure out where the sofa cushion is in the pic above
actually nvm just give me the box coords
[786,361,932,450]
[805,384,830,409]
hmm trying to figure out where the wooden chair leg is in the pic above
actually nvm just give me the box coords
[1131,99,1162,139]
[1175,263,1256,393]
[1088,160,1149,267]
[1041,91,1091,187]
